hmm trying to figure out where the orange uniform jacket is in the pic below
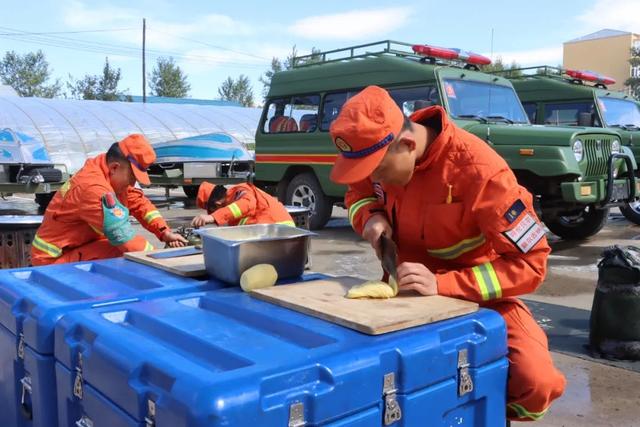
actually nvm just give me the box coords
[31,154,168,265]
[345,106,550,304]
[211,183,294,226]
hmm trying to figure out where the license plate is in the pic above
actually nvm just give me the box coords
[612,181,629,200]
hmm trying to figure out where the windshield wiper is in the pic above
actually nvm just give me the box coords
[486,115,514,124]
[610,124,640,131]
[457,114,488,123]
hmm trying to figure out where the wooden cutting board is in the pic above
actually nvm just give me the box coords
[124,247,207,277]
[251,276,478,335]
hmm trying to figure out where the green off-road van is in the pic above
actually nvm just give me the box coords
[505,66,640,224]
[255,41,637,240]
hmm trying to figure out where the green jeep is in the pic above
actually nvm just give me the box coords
[505,66,640,224]
[254,41,636,239]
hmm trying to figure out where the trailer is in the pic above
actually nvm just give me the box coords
[0,96,262,204]
[0,128,68,208]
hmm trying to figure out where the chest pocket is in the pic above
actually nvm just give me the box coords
[423,203,485,260]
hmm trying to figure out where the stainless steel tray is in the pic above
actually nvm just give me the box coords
[196,224,315,284]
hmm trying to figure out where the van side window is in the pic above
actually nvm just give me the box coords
[320,92,353,131]
[263,95,320,133]
[522,102,537,123]
[543,102,600,126]
[293,95,320,132]
[388,86,441,115]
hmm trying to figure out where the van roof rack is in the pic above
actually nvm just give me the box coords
[491,65,614,88]
[291,40,422,68]
[489,65,565,78]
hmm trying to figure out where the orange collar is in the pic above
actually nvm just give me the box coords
[410,106,454,171]
[98,153,111,180]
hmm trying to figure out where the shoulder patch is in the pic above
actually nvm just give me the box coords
[503,213,545,253]
[504,199,526,224]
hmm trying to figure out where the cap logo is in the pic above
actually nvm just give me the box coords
[334,137,352,152]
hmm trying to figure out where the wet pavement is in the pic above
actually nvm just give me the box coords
[4,189,640,426]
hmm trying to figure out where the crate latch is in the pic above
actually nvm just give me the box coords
[75,415,94,427]
[383,372,402,425]
[457,349,474,397]
[20,374,33,419]
[17,333,25,359]
[288,401,305,427]
[145,399,156,427]
[73,353,84,400]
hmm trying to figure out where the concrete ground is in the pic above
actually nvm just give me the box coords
[5,188,640,426]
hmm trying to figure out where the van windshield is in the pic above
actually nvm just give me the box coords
[443,79,529,124]
[598,96,640,129]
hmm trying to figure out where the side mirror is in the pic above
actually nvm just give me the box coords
[578,112,593,127]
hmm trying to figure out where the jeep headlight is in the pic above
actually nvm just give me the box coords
[572,139,584,162]
[611,140,621,154]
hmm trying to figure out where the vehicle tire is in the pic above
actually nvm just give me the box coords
[620,201,640,225]
[285,173,332,230]
[544,206,609,240]
[35,192,55,209]
[182,184,200,199]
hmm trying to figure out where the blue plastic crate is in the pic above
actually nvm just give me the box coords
[55,286,508,426]
[0,257,222,427]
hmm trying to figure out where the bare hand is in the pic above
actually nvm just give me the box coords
[191,214,214,228]
[362,214,392,259]
[162,231,188,248]
[396,262,438,295]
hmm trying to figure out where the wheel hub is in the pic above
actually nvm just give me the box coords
[291,184,316,211]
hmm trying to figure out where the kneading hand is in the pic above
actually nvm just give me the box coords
[162,230,188,248]
[191,214,214,228]
[396,262,438,296]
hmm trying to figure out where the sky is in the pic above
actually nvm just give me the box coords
[0,0,638,103]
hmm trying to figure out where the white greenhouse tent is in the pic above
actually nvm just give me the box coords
[0,96,263,174]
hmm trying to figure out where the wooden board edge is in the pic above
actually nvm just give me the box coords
[251,291,480,335]
[371,304,479,335]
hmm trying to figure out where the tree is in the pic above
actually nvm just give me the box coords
[482,56,523,78]
[259,46,321,97]
[258,57,283,97]
[218,75,254,107]
[149,57,190,98]
[67,57,128,101]
[626,47,640,99]
[0,50,62,97]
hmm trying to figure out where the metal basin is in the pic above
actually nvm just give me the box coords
[196,224,315,284]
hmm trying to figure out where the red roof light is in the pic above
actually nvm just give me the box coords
[412,44,492,66]
[565,69,616,85]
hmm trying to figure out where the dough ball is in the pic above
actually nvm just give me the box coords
[346,280,397,299]
[240,264,278,291]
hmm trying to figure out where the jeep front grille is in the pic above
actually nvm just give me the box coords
[583,138,612,176]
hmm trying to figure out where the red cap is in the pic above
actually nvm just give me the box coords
[329,86,404,184]
[117,134,155,185]
[196,181,215,210]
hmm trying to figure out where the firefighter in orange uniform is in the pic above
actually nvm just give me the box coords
[31,134,187,266]
[329,86,565,422]
[191,182,295,227]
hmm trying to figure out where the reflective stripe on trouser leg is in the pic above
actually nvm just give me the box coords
[507,403,548,421]
[32,234,62,258]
